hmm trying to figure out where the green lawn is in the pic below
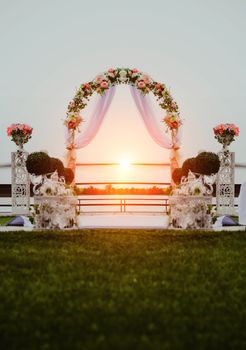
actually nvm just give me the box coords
[0,229,246,350]
[0,216,13,226]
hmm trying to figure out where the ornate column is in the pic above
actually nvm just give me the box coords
[11,149,30,215]
[216,148,235,215]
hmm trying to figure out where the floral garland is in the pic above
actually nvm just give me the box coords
[65,68,182,145]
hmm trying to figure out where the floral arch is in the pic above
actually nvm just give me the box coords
[65,67,182,179]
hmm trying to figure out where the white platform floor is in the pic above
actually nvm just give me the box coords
[0,213,245,231]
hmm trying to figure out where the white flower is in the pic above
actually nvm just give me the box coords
[39,182,56,196]
[190,182,205,196]
[119,69,128,82]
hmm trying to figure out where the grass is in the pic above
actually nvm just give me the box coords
[0,216,13,226]
[0,229,246,350]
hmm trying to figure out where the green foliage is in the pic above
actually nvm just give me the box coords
[26,152,51,175]
[64,167,74,184]
[195,152,220,175]
[172,167,183,184]
[0,216,14,226]
[181,157,197,177]
[181,152,220,178]
[49,157,65,177]
[26,152,73,181]
[0,230,246,350]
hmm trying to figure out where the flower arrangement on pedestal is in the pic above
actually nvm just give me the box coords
[7,123,33,149]
[172,171,214,197]
[170,152,221,229]
[213,124,239,215]
[172,152,220,185]
[26,152,77,229]
[213,123,239,149]
[30,171,78,230]
[170,172,214,229]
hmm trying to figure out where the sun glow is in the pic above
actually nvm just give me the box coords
[119,159,131,170]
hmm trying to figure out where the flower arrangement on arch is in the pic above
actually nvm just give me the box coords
[213,123,239,147]
[163,113,182,131]
[65,67,182,134]
[7,123,33,148]
[64,112,84,131]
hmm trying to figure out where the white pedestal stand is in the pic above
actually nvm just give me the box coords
[216,149,235,215]
[11,150,30,215]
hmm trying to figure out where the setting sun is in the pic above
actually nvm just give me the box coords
[119,159,131,170]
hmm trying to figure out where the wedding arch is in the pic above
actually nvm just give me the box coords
[64,67,182,178]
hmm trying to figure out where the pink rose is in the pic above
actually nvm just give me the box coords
[68,121,75,129]
[227,124,237,132]
[132,68,139,73]
[69,100,75,108]
[171,121,178,129]
[107,69,115,78]
[101,81,108,89]
[23,124,32,134]
[137,81,146,89]
[234,127,239,136]
[7,127,12,136]
[27,127,33,134]
[214,124,225,135]
[96,76,103,84]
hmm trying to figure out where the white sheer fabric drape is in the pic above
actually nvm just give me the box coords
[66,86,116,149]
[130,86,182,149]
[239,182,246,225]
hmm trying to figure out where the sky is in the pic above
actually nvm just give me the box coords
[0,0,246,183]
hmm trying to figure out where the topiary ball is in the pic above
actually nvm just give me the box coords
[172,168,183,185]
[181,157,197,178]
[49,158,65,177]
[26,152,51,176]
[195,152,220,175]
[64,168,74,184]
